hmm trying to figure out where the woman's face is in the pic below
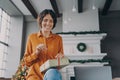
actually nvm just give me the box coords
[41,14,54,32]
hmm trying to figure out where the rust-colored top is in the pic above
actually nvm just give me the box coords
[23,32,64,80]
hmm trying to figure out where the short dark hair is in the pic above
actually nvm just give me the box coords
[38,9,57,29]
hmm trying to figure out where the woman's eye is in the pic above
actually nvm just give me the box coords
[43,19,48,22]
[43,19,53,23]
[50,20,53,23]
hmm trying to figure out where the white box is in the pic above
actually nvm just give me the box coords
[40,57,70,72]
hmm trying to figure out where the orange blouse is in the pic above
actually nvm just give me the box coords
[23,32,64,80]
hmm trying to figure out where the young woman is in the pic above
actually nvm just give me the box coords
[23,9,64,80]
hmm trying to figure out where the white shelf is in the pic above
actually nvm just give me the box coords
[65,53,107,60]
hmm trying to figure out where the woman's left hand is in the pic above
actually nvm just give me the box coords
[55,53,64,58]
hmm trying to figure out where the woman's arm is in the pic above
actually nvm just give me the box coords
[23,35,38,67]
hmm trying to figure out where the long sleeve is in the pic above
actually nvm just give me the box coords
[23,34,38,67]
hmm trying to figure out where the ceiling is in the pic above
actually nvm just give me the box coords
[6,0,120,18]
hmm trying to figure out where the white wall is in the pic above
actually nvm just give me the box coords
[6,16,24,78]
[63,9,99,32]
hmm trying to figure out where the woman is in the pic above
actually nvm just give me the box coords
[23,9,64,80]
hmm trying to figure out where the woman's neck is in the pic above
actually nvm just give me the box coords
[42,30,50,38]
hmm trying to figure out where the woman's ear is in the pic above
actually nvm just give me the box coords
[37,16,40,23]
[37,16,42,28]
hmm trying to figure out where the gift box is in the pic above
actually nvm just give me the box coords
[40,57,70,72]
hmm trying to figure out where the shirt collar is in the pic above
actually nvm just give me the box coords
[37,31,54,38]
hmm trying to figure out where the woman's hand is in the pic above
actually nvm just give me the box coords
[55,53,64,58]
[35,44,47,55]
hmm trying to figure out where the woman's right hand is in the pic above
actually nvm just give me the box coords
[35,44,47,55]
